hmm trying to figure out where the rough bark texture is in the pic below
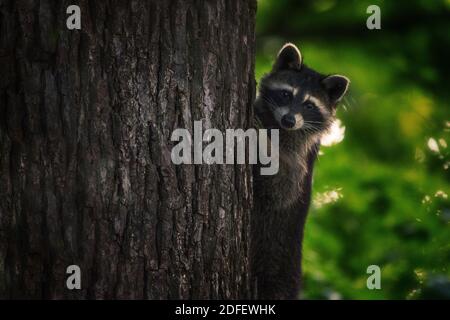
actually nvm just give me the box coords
[0,0,256,299]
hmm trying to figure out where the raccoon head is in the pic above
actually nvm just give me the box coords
[255,43,349,137]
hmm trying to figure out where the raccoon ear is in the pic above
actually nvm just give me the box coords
[322,75,350,104]
[273,43,302,71]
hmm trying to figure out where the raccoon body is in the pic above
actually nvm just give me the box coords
[252,43,349,299]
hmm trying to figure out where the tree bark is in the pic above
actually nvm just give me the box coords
[0,0,256,299]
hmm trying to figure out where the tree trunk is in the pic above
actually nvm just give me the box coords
[0,0,256,299]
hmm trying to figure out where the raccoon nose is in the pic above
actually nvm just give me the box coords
[281,115,296,128]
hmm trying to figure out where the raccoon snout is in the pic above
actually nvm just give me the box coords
[281,115,296,129]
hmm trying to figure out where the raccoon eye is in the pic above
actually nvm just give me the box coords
[280,90,291,98]
[304,101,316,110]
[276,90,292,104]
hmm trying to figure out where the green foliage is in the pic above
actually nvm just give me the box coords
[256,0,450,299]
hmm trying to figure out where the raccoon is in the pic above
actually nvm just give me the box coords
[251,43,349,299]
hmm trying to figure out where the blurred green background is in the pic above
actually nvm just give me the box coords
[255,0,450,299]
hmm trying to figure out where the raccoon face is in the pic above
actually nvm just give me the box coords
[256,43,349,135]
